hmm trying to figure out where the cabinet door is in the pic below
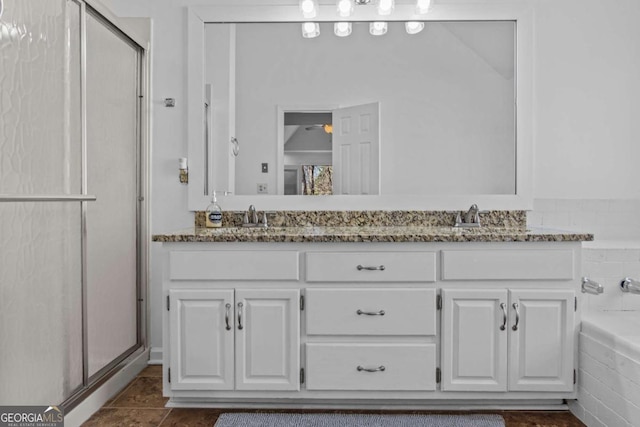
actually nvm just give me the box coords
[508,290,575,391]
[235,289,300,391]
[169,289,234,390]
[441,289,508,391]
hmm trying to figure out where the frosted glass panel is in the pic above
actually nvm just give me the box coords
[0,203,83,404]
[0,0,82,195]
[85,12,139,377]
[0,0,83,406]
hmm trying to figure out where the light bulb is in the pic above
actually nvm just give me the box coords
[302,22,320,38]
[300,0,317,19]
[416,0,431,14]
[337,0,354,17]
[334,22,352,37]
[370,21,388,36]
[405,21,425,34]
[377,0,394,16]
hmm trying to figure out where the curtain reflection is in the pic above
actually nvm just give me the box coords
[302,165,333,195]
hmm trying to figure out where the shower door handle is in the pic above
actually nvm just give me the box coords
[0,194,97,202]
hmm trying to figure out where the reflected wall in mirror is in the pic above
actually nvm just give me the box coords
[204,21,516,196]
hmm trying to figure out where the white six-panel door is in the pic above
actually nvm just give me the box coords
[508,289,575,392]
[332,102,380,195]
[441,289,508,391]
[235,289,300,391]
[170,289,235,390]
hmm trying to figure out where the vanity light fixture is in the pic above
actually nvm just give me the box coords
[405,21,425,34]
[300,0,432,38]
[299,0,318,19]
[416,0,432,14]
[302,22,320,38]
[334,22,352,37]
[337,0,354,17]
[377,0,395,16]
[370,21,388,36]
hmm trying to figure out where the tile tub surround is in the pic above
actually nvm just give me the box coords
[569,313,640,427]
[582,247,640,312]
[152,224,593,243]
[194,210,528,228]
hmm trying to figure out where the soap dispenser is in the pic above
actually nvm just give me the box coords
[205,191,223,228]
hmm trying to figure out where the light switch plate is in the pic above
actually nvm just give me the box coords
[261,163,269,173]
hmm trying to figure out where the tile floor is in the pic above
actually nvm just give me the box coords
[82,365,586,426]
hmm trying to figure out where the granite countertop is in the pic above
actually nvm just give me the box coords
[152,225,594,243]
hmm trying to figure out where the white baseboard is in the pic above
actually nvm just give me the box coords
[149,346,163,365]
[65,349,149,427]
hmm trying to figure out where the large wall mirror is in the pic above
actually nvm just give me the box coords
[187,4,533,211]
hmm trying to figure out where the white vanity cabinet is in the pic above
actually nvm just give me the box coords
[169,289,234,390]
[168,288,300,392]
[161,241,582,407]
[441,289,575,392]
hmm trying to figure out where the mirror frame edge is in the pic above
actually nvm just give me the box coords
[187,3,533,211]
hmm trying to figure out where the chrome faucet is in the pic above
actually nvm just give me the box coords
[242,205,267,228]
[465,204,480,224]
[454,204,483,228]
[582,277,604,295]
[621,278,640,294]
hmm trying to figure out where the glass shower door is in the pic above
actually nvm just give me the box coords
[0,0,144,407]
[0,0,84,404]
[85,10,141,379]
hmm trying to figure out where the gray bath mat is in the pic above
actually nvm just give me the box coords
[214,413,505,427]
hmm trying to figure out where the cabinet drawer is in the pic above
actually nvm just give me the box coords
[169,251,299,281]
[305,252,436,282]
[441,250,574,281]
[306,288,436,336]
[305,343,436,391]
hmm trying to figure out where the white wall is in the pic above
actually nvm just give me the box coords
[105,0,640,357]
[533,0,640,199]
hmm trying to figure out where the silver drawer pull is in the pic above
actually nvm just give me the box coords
[225,303,232,331]
[499,302,507,331]
[512,302,520,331]
[237,302,244,330]
[357,265,385,271]
[357,309,385,316]
[357,365,386,372]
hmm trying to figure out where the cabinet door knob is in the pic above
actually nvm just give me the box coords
[237,302,244,330]
[357,309,385,316]
[512,302,520,331]
[357,265,385,271]
[225,303,232,331]
[499,302,507,331]
[357,365,386,372]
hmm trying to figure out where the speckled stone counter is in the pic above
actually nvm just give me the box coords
[152,225,593,243]
[193,209,527,228]
[154,210,592,243]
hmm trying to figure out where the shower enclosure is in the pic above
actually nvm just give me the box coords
[0,0,148,409]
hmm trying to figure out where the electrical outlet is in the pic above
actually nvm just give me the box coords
[261,163,269,173]
[257,183,268,194]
